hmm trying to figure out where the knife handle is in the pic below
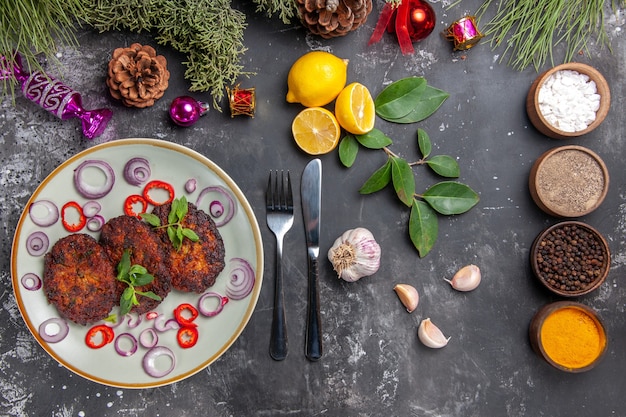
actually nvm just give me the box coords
[306,255,322,361]
[270,240,288,361]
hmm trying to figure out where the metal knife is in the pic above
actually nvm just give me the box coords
[301,159,322,361]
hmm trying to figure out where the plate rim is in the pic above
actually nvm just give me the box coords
[10,138,264,388]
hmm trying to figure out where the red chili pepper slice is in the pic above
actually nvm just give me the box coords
[174,303,199,327]
[177,326,199,349]
[61,201,87,232]
[85,324,115,349]
[143,180,175,206]
[124,194,148,218]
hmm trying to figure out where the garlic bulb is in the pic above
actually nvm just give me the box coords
[393,284,419,313]
[328,227,381,282]
[418,318,450,349]
[445,264,481,292]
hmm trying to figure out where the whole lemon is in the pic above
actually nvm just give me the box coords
[286,51,348,107]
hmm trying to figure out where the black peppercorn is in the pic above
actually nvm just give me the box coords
[533,223,609,294]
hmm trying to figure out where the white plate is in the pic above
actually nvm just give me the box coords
[11,138,263,388]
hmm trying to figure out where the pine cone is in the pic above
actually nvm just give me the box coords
[297,0,373,39]
[107,43,170,108]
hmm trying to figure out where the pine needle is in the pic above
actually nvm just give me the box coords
[254,0,299,24]
[474,0,624,71]
[1,0,82,96]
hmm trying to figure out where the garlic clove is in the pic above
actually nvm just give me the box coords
[418,318,450,349]
[393,284,419,313]
[445,264,481,292]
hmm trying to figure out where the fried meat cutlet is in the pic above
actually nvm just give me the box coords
[43,233,117,325]
[151,202,226,293]
[99,215,172,314]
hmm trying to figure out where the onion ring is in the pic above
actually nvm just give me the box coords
[196,186,236,227]
[115,333,138,357]
[123,157,151,186]
[139,328,159,349]
[86,214,106,232]
[126,312,142,328]
[143,346,176,378]
[28,200,59,227]
[209,201,224,218]
[225,258,255,300]
[153,314,180,332]
[38,318,70,343]
[21,273,42,291]
[26,231,49,257]
[73,159,115,199]
[82,200,102,218]
[198,292,229,317]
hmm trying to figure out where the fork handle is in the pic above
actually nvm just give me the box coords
[305,255,322,361]
[270,239,288,361]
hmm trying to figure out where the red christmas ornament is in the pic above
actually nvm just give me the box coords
[368,0,436,55]
[407,0,435,42]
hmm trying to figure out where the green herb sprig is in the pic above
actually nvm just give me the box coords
[116,249,162,316]
[141,196,199,251]
[339,77,479,257]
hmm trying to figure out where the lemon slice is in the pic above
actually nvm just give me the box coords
[334,82,375,135]
[292,107,341,155]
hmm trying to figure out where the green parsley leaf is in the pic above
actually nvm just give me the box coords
[140,212,161,227]
[116,249,158,316]
[142,196,200,251]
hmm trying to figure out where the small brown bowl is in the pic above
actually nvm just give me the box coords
[529,145,609,217]
[530,221,610,297]
[526,63,610,139]
[529,301,607,373]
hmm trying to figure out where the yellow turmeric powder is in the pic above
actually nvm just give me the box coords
[540,306,606,370]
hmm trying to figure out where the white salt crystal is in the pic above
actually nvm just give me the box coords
[537,69,601,132]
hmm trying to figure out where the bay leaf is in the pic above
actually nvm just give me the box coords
[426,155,460,178]
[356,128,393,149]
[422,181,479,215]
[382,85,449,124]
[409,199,438,258]
[391,156,415,207]
[374,77,427,120]
[417,128,431,158]
[339,134,359,167]
[359,160,392,194]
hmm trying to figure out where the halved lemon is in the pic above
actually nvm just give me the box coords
[291,107,341,155]
[334,82,375,135]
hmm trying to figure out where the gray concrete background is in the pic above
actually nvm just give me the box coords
[1,0,626,415]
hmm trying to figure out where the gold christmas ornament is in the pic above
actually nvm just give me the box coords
[226,85,256,117]
[107,43,170,108]
[297,0,373,39]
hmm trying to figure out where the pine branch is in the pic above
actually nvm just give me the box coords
[474,0,625,71]
[74,0,252,109]
[0,0,83,96]
[253,0,299,24]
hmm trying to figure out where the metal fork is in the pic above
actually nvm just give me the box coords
[266,170,294,361]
